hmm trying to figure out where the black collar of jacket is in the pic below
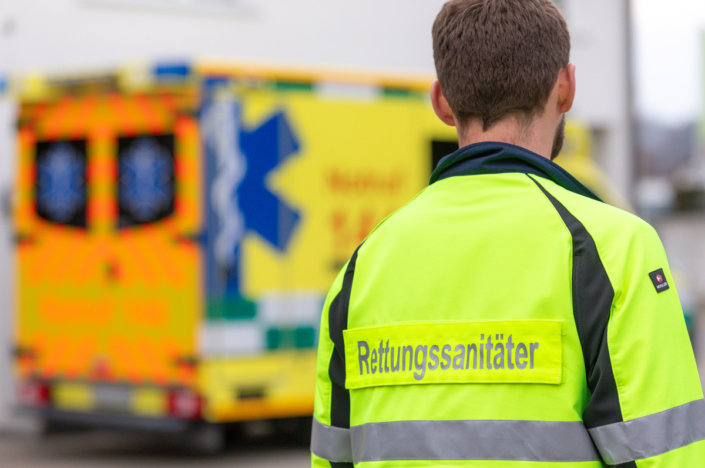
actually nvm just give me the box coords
[429,141,602,202]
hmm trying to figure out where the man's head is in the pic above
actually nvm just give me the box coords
[431,0,575,160]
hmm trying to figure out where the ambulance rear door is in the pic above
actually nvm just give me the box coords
[14,85,203,396]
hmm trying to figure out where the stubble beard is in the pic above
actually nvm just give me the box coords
[550,116,566,161]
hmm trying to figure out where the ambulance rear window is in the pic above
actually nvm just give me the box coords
[35,139,88,228]
[117,134,175,228]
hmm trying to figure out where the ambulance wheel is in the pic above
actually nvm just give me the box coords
[38,417,58,437]
[39,418,79,437]
[190,423,225,454]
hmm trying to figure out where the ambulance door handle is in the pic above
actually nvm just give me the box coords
[14,233,36,246]
[173,232,205,246]
[105,260,120,283]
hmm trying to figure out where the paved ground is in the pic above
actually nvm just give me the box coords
[0,428,310,468]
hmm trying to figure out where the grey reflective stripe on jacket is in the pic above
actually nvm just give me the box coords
[311,418,353,463]
[315,400,705,465]
[312,417,601,464]
[588,398,705,465]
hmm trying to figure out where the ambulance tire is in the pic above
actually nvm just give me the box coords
[39,418,62,437]
[190,423,225,455]
[39,417,85,437]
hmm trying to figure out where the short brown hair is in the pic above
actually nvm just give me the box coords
[432,0,570,130]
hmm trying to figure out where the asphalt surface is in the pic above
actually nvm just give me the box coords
[0,427,311,468]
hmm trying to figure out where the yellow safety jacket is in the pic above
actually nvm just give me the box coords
[311,142,705,467]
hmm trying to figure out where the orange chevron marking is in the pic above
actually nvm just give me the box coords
[16,85,200,387]
[134,94,169,135]
[108,94,139,136]
[108,336,145,383]
[115,230,161,286]
[156,216,179,236]
[17,127,35,157]
[70,95,98,139]
[39,96,75,140]
[157,92,179,114]
[37,334,63,378]
[163,336,196,386]
[27,227,64,283]
[64,242,103,288]
[60,99,83,138]
[132,227,185,286]
[99,94,121,131]
[122,297,170,329]
[87,150,117,182]
[59,95,97,139]
[134,336,170,384]
[38,295,115,327]
[63,335,100,379]
[36,234,90,284]
[110,242,154,288]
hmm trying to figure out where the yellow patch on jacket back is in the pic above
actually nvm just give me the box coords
[343,320,564,389]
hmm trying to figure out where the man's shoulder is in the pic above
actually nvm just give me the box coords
[361,174,660,258]
[538,177,658,253]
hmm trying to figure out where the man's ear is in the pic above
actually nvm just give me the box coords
[558,64,576,114]
[431,80,456,127]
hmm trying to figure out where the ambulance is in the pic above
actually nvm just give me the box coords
[11,61,457,446]
[10,60,619,447]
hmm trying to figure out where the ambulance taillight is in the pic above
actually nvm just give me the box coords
[167,390,202,420]
[17,381,51,408]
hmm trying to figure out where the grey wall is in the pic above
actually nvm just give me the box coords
[0,0,445,72]
[0,98,23,431]
[565,0,634,199]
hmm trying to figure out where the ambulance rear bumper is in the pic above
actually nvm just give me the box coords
[17,407,192,433]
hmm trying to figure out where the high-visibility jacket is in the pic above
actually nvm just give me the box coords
[310,142,705,467]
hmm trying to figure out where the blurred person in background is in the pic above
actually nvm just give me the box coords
[310,0,705,467]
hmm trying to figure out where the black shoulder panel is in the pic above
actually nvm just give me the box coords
[327,245,362,468]
[615,462,639,468]
[529,177,630,436]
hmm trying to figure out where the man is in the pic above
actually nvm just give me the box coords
[311,1,705,467]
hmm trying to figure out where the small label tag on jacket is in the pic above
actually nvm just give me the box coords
[343,320,564,389]
[649,268,670,293]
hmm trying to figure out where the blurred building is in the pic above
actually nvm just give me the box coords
[0,0,634,430]
[561,0,634,200]
[644,30,705,368]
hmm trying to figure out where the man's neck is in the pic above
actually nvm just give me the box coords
[457,116,554,160]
